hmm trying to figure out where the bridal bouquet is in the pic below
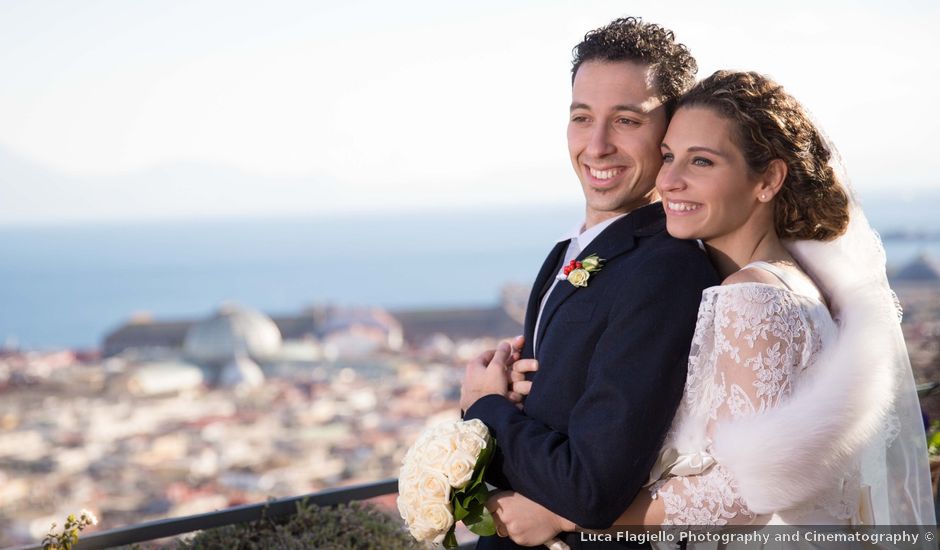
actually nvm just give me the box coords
[397,418,496,548]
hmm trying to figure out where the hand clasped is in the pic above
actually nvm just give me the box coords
[459,337,522,411]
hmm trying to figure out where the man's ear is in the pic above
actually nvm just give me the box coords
[757,159,787,202]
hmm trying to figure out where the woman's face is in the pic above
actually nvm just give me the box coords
[656,106,766,247]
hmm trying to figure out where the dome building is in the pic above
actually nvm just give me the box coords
[182,304,281,387]
[218,352,265,390]
[183,304,281,365]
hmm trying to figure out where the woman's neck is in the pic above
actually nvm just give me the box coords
[704,226,792,279]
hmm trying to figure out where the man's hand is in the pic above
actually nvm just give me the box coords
[460,340,517,412]
[509,357,539,404]
[488,491,572,547]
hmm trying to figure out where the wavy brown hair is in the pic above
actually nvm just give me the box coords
[676,71,849,241]
[571,17,697,117]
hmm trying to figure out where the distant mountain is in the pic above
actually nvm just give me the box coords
[1,142,937,230]
[0,146,82,223]
[0,145,336,226]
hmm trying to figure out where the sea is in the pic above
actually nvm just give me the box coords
[2,197,939,350]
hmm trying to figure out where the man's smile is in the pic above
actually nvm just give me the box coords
[588,166,624,180]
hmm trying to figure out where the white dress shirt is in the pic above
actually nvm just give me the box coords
[533,213,629,353]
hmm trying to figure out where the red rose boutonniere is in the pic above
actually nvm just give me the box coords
[563,254,604,288]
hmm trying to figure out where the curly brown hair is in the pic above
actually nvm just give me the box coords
[676,71,849,241]
[571,17,697,117]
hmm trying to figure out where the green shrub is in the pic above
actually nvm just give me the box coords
[928,420,940,456]
[176,501,425,550]
[42,510,98,550]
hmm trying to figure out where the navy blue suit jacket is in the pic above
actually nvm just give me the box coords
[465,204,719,549]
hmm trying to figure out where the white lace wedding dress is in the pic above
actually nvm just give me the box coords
[647,261,870,527]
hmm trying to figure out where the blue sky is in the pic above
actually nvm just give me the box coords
[0,0,938,224]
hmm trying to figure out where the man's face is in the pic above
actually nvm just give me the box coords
[567,60,667,227]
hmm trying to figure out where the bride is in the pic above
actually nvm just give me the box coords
[489,70,935,544]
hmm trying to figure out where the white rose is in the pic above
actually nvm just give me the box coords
[457,432,487,458]
[397,495,415,523]
[417,468,451,502]
[400,461,420,484]
[417,501,454,533]
[405,481,420,499]
[458,418,490,440]
[443,450,477,489]
[397,485,422,521]
[420,439,453,470]
[409,522,437,542]
[430,421,459,440]
[567,268,590,287]
[407,492,424,517]
[412,431,433,452]
[438,425,463,450]
[402,442,421,465]
[398,467,420,502]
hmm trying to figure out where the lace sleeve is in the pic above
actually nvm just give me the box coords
[650,285,811,525]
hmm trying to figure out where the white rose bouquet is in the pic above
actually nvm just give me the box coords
[397,418,496,548]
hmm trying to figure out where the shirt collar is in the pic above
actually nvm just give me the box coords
[557,222,583,244]
[558,212,630,250]
[577,213,628,250]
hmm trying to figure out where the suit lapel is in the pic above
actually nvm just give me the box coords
[534,204,666,356]
[522,239,569,358]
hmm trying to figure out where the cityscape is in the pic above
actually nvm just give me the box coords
[1,257,939,546]
[0,285,527,546]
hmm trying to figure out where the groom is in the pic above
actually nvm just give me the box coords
[460,18,719,548]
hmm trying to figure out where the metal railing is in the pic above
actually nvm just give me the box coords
[7,479,475,550]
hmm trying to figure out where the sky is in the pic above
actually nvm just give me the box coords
[0,0,938,225]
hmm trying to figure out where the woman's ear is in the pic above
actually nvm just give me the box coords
[757,159,787,202]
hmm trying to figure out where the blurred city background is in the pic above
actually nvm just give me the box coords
[1,0,939,545]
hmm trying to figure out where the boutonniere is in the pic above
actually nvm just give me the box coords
[563,254,605,288]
